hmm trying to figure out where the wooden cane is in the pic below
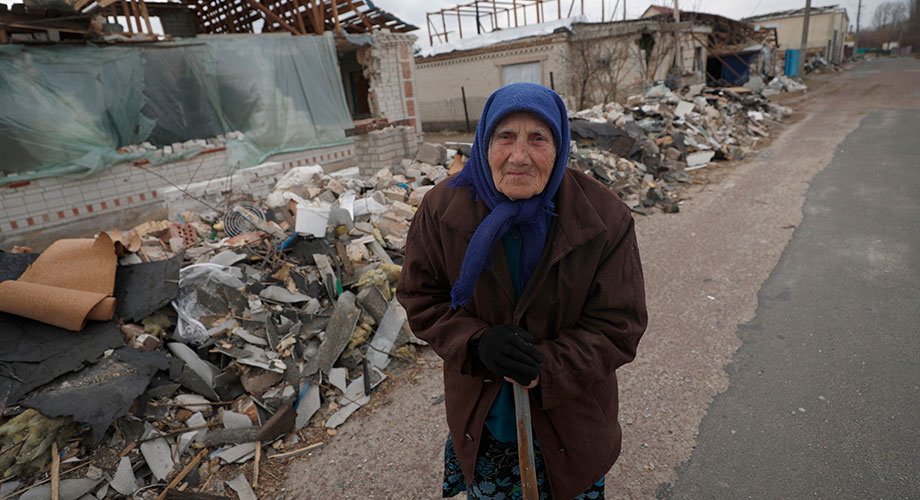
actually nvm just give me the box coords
[513,382,539,499]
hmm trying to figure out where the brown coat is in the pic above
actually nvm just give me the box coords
[397,168,647,499]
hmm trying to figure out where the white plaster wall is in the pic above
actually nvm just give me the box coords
[751,11,849,63]
[415,36,569,130]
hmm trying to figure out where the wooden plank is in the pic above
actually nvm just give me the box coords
[138,0,153,35]
[153,449,208,500]
[1,22,91,35]
[253,442,261,488]
[241,0,300,34]
[50,443,60,500]
[119,0,134,32]
[312,0,323,34]
[290,0,307,34]
[284,0,305,34]
[129,0,143,32]
[297,0,319,33]
[330,0,341,35]
[343,0,371,30]
[72,0,95,11]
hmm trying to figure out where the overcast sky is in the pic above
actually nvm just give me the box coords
[0,0,888,45]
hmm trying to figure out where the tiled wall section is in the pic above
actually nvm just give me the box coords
[0,143,355,238]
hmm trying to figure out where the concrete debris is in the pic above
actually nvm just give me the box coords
[295,383,321,430]
[306,291,360,376]
[0,73,795,491]
[19,478,102,500]
[570,81,793,214]
[0,125,511,497]
[324,375,371,429]
[226,473,257,500]
[213,442,258,464]
[140,425,175,481]
[367,300,406,370]
[110,457,137,496]
[258,285,311,303]
[686,151,716,168]
[222,411,254,430]
[415,142,448,165]
[762,75,808,96]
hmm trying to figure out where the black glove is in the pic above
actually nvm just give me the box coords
[476,325,545,386]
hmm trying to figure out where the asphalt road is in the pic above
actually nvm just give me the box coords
[669,66,920,498]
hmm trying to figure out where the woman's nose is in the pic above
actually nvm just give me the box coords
[508,138,530,164]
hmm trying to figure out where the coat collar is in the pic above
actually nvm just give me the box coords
[440,168,606,253]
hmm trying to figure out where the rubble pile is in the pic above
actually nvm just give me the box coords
[0,78,799,496]
[568,82,793,214]
[0,160,451,499]
[118,131,246,157]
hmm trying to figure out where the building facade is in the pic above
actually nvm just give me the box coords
[744,5,850,65]
[414,19,709,131]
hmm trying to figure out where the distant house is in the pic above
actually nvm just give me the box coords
[414,17,710,132]
[641,8,780,86]
[641,5,675,18]
[743,5,849,65]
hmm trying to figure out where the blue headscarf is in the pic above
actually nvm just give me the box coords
[448,83,570,308]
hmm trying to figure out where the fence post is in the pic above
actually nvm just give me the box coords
[461,86,471,133]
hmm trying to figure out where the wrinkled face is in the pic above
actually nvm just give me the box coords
[488,112,557,201]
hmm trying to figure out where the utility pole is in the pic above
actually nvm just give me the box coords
[798,0,812,77]
[855,0,862,50]
[673,0,682,73]
[856,0,862,33]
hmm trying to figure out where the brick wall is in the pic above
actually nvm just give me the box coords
[353,126,419,177]
[0,143,355,245]
[365,32,423,136]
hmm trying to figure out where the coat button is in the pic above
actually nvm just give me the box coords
[556,448,565,454]
[465,433,474,441]
[484,378,494,383]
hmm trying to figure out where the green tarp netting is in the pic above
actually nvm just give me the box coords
[0,33,354,183]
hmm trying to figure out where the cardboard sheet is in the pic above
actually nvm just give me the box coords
[0,233,117,331]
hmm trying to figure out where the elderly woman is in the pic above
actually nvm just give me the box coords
[397,83,647,499]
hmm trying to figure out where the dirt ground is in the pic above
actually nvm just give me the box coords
[269,59,910,499]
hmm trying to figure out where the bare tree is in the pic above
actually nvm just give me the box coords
[873,1,909,30]
[569,34,643,110]
[858,0,919,49]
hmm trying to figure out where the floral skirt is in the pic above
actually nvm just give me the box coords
[442,431,605,499]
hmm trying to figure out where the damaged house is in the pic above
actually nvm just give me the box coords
[642,7,780,86]
[743,5,850,70]
[0,0,422,248]
[414,0,711,131]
